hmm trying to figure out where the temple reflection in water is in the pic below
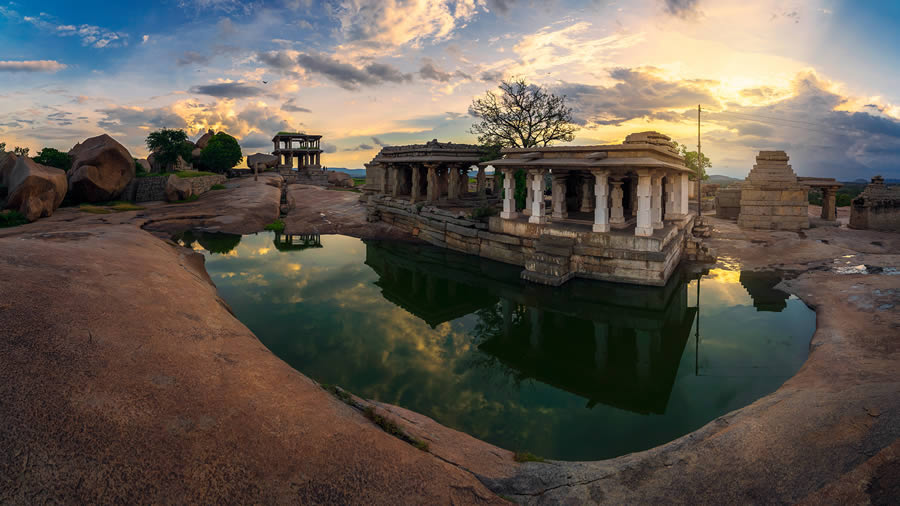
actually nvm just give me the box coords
[273,233,323,252]
[364,240,698,415]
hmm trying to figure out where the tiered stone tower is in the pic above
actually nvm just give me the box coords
[737,151,809,230]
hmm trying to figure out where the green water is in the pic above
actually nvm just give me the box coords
[180,231,816,461]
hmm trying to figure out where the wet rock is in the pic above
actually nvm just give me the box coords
[4,156,67,221]
[165,174,193,202]
[67,134,135,202]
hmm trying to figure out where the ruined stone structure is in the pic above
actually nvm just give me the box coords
[361,140,488,204]
[715,187,742,219]
[798,177,843,222]
[850,176,900,232]
[737,151,809,230]
[366,132,700,287]
[273,132,323,169]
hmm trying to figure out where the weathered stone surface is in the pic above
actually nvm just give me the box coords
[67,134,135,202]
[850,176,900,232]
[195,129,214,149]
[164,174,193,202]
[738,151,809,230]
[191,147,202,159]
[136,158,151,172]
[327,170,354,188]
[4,156,67,221]
[246,153,279,170]
[0,151,16,187]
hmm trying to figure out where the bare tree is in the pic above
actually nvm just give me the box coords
[469,77,578,148]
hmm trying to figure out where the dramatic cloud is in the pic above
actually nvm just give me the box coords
[190,82,264,98]
[479,70,504,83]
[56,24,127,48]
[558,67,718,126]
[256,50,297,72]
[345,143,374,151]
[282,99,311,113]
[97,105,187,130]
[336,0,480,48]
[177,51,210,66]
[321,143,338,153]
[239,132,274,150]
[295,52,412,90]
[0,60,67,73]
[419,60,470,82]
[662,0,699,18]
[372,136,388,146]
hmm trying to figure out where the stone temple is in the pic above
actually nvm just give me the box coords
[737,151,809,230]
[364,132,700,287]
[850,176,900,232]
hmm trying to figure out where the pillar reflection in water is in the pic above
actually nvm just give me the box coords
[364,239,697,415]
[273,233,323,252]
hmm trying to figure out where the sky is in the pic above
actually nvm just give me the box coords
[2,0,900,180]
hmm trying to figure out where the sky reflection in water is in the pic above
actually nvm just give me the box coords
[185,231,815,461]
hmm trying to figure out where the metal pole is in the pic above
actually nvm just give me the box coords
[697,104,702,218]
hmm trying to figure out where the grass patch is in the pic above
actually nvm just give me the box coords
[264,219,285,232]
[137,172,167,178]
[209,184,227,190]
[0,209,28,227]
[322,384,354,404]
[79,201,146,213]
[363,406,430,452]
[171,194,200,204]
[352,177,366,187]
[513,451,545,463]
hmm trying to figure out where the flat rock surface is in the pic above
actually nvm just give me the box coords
[282,184,408,239]
[0,224,503,504]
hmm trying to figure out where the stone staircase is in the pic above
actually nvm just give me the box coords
[521,234,575,286]
[294,169,329,186]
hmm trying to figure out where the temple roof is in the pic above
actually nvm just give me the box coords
[482,156,691,173]
[372,139,485,164]
[272,132,322,140]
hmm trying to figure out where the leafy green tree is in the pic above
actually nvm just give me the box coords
[146,128,193,171]
[0,142,6,152]
[199,132,242,173]
[33,147,72,171]
[677,143,711,180]
[13,146,29,157]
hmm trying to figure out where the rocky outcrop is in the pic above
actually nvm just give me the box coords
[0,152,15,188]
[191,148,202,160]
[195,129,214,150]
[4,156,67,221]
[247,153,278,170]
[67,134,135,202]
[327,170,354,188]
[165,174,193,202]
[136,159,151,172]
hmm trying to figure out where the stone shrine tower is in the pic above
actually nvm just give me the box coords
[737,151,809,230]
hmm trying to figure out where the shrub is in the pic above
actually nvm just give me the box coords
[210,184,226,190]
[0,210,28,227]
[146,129,193,171]
[175,170,218,178]
[513,451,545,463]
[470,206,499,219]
[264,219,285,232]
[199,132,242,173]
[33,148,72,171]
[171,194,200,204]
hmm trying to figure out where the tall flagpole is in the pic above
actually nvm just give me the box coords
[697,104,702,218]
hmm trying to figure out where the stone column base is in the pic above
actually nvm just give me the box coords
[500,211,518,219]
[529,215,548,224]
[592,223,610,233]
[635,226,654,237]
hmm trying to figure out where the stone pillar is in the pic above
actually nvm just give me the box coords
[379,164,390,194]
[390,166,401,197]
[610,181,625,225]
[822,187,837,221]
[635,169,653,236]
[680,173,690,216]
[438,167,449,199]
[500,169,518,219]
[529,170,548,224]
[477,166,486,196]
[651,171,664,229]
[666,173,682,219]
[458,166,468,197]
[523,170,534,216]
[425,163,439,202]
[592,170,609,232]
[448,165,460,200]
[580,175,594,212]
[551,172,568,220]
[410,165,422,203]
[315,153,320,166]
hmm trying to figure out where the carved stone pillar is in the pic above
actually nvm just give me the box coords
[580,175,594,212]
[477,166,487,196]
[523,170,534,216]
[821,187,838,221]
[425,163,439,202]
[448,165,460,200]
[410,164,422,203]
[592,170,609,232]
[529,170,548,224]
[610,181,625,225]
[666,173,682,219]
[651,171,663,229]
[551,172,568,220]
[390,166,401,198]
[380,164,390,194]
[500,168,518,220]
[457,165,468,197]
[680,173,690,216]
[635,169,653,237]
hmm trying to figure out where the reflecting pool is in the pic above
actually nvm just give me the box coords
[182,231,816,461]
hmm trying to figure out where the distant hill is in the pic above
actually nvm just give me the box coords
[327,168,366,178]
[707,174,740,185]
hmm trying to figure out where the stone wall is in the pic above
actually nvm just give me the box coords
[715,187,742,220]
[368,194,694,286]
[124,174,226,202]
[850,176,900,232]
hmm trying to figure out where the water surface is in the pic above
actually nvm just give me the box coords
[180,231,815,461]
